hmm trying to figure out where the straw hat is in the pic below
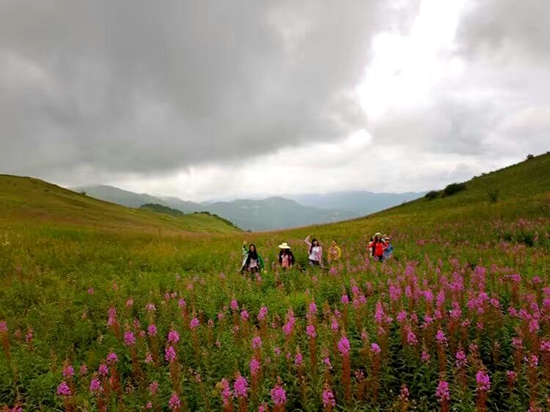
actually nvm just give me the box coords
[278,242,291,249]
[375,232,382,237]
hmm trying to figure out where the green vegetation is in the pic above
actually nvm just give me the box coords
[139,203,185,217]
[0,153,548,410]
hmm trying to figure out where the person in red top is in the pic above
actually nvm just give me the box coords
[369,233,387,262]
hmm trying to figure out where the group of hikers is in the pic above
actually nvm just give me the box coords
[240,233,393,274]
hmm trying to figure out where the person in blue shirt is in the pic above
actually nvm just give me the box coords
[383,237,393,260]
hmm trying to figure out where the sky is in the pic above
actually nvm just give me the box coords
[0,0,548,201]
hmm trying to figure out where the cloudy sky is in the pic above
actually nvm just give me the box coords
[1,0,548,201]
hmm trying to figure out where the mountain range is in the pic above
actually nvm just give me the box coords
[74,185,425,231]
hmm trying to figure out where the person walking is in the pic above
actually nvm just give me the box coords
[241,242,264,274]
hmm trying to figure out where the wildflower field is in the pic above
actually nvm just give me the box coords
[0,154,549,411]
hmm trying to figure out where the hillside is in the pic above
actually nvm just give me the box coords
[0,175,240,234]
[0,154,549,411]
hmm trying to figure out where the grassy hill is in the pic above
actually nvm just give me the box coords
[0,175,240,234]
[0,153,549,410]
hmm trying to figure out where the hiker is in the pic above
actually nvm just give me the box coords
[278,242,295,269]
[383,237,394,260]
[369,233,387,262]
[368,236,374,257]
[327,240,342,264]
[304,235,323,267]
[241,242,264,274]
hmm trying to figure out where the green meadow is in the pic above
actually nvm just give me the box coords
[0,154,549,411]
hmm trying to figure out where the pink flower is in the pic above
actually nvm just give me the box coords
[308,302,317,316]
[145,352,153,363]
[88,288,94,295]
[178,298,186,308]
[146,401,153,409]
[220,378,232,406]
[421,351,430,363]
[165,346,177,363]
[169,393,181,410]
[252,336,262,350]
[397,311,407,323]
[90,377,102,393]
[435,330,447,345]
[274,347,281,356]
[98,364,109,376]
[168,330,180,343]
[234,375,249,398]
[506,370,518,382]
[371,343,381,354]
[190,318,200,329]
[540,341,550,352]
[56,382,71,397]
[250,357,261,376]
[230,299,239,311]
[338,336,350,356]
[341,294,349,304]
[331,318,339,332]
[258,306,268,321]
[241,310,249,321]
[124,331,136,346]
[406,329,418,345]
[148,324,158,336]
[62,364,74,378]
[306,324,316,339]
[271,383,287,406]
[80,364,88,375]
[107,352,118,364]
[323,357,332,369]
[322,387,336,407]
[149,381,159,394]
[435,380,450,401]
[0,321,8,333]
[145,303,156,312]
[455,350,467,368]
[295,352,303,366]
[476,370,490,392]
[126,297,133,307]
[400,385,409,400]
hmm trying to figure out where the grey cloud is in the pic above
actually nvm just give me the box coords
[0,0,419,182]
[456,0,550,63]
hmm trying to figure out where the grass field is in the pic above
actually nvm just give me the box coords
[0,154,549,411]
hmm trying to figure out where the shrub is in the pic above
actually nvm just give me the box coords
[442,182,466,197]
[425,191,439,200]
[526,154,534,160]
[487,188,500,203]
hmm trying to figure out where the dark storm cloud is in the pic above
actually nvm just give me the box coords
[0,0,419,180]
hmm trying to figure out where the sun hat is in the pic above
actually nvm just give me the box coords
[278,242,291,249]
[375,232,382,237]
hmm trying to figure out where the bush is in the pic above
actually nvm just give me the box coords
[526,154,534,160]
[442,182,466,197]
[487,188,500,203]
[425,191,439,200]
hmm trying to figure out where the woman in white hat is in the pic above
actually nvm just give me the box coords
[278,242,295,269]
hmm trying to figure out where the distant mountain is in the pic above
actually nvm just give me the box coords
[74,186,423,231]
[76,185,203,212]
[287,191,426,215]
[206,197,356,231]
